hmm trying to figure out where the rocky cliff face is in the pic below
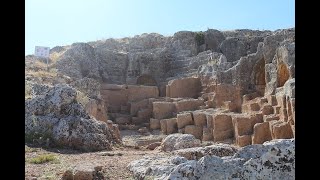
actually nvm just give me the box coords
[51,28,294,97]
[25,27,295,153]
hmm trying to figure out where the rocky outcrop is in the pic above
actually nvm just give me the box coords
[173,143,238,160]
[69,77,108,122]
[25,84,120,151]
[127,156,188,180]
[56,43,101,80]
[128,139,294,180]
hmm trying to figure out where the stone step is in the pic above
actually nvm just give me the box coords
[263,114,280,122]
[260,104,274,115]
[242,102,260,113]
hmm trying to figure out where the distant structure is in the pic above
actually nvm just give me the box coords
[34,46,50,58]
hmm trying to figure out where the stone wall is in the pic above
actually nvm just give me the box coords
[166,77,201,98]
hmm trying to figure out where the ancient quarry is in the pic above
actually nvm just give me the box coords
[25,28,295,179]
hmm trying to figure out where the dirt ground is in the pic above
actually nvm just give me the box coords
[25,130,168,180]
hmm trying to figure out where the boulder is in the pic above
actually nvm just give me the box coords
[173,143,238,160]
[127,155,188,180]
[167,139,295,179]
[129,139,295,180]
[62,163,104,180]
[25,84,120,151]
[160,134,201,152]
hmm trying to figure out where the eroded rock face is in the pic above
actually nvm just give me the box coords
[128,139,294,180]
[25,84,120,151]
[56,43,101,80]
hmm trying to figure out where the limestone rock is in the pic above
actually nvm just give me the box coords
[160,134,201,152]
[56,43,101,80]
[62,163,104,180]
[127,155,187,180]
[25,84,119,151]
[173,143,238,160]
[165,139,295,180]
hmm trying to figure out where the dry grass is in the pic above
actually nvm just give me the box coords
[27,154,59,164]
[26,70,57,78]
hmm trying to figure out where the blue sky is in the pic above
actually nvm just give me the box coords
[25,0,295,55]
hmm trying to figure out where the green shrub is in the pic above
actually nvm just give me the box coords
[195,32,205,46]
[28,154,58,164]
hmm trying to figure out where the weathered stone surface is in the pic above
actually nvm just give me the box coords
[127,155,188,180]
[252,122,272,144]
[166,118,178,134]
[270,121,294,139]
[192,111,207,127]
[184,125,203,140]
[261,104,274,115]
[68,163,104,180]
[25,84,119,151]
[213,114,233,131]
[237,135,252,147]
[202,127,213,141]
[176,113,193,129]
[129,139,294,180]
[232,115,256,136]
[147,142,161,150]
[153,102,176,119]
[173,143,238,160]
[150,118,161,130]
[220,36,263,62]
[175,98,204,112]
[130,99,149,116]
[160,134,201,152]
[84,99,108,122]
[127,85,159,102]
[213,129,233,142]
[160,119,167,134]
[166,77,201,98]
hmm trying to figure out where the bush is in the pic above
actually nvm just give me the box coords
[28,154,58,164]
[195,32,205,46]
